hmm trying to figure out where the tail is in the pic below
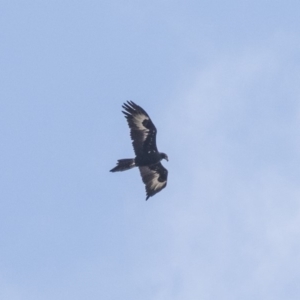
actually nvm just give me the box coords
[110,158,135,172]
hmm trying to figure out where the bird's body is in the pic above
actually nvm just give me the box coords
[135,151,166,166]
[110,101,168,200]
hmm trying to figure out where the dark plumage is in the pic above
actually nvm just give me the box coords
[110,101,168,200]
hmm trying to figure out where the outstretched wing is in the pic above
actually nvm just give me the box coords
[139,163,168,200]
[122,101,158,156]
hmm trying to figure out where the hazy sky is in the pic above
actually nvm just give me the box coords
[1,1,300,299]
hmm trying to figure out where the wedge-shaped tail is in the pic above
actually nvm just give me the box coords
[110,158,135,172]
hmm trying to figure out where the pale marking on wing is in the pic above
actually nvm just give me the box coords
[132,113,149,131]
[149,173,165,190]
[154,181,166,191]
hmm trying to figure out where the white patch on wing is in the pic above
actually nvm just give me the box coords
[133,114,148,130]
[131,114,151,142]
[150,173,159,189]
[138,165,167,199]
[149,173,165,191]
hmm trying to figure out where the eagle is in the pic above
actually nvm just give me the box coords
[110,101,168,200]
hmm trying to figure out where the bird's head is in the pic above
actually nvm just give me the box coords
[160,152,169,162]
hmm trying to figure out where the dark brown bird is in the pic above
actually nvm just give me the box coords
[110,101,168,200]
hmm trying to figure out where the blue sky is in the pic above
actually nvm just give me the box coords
[1,1,300,299]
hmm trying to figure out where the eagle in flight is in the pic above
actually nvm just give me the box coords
[110,101,168,200]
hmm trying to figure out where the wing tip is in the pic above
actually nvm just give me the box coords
[122,100,149,117]
[122,100,136,109]
[122,101,138,115]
